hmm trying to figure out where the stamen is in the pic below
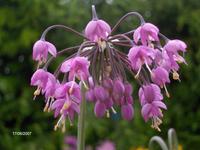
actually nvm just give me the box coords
[173,71,181,82]
[98,40,106,52]
[54,115,64,131]
[111,107,117,114]
[60,101,71,114]
[106,110,110,118]
[135,66,142,79]
[164,84,170,98]
[37,61,43,69]
[33,87,41,100]
[48,97,55,112]
[68,116,73,126]
[61,121,66,133]
[43,97,51,112]
[81,79,89,90]
[69,80,75,94]
[151,116,162,132]
[145,62,152,74]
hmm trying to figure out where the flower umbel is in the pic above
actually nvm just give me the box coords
[31,5,187,132]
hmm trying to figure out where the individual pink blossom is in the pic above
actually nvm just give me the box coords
[163,40,187,71]
[32,40,57,64]
[96,141,116,150]
[151,67,170,86]
[128,46,155,73]
[121,104,134,121]
[60,56,90,81]
[139,84,163,106]
[141,100,166,121]
[52,81,81,131]
[43,76,60,112]
[64,136,77,150]
[94,85,109,102]
[31,69,54,99]
[85,89,96,102]
[85,19,111,42]
[139,84,167,131]
[164,39,187,53]
[94,101,106,117]
[134,23,159,45]
[112,79,125,100]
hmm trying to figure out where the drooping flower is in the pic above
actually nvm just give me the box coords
[128,46,155,77]
[139,84,167,131]
[85,20,111,42]
[134,23,159,45]
[121,104,134,121]
[31,69,54,99]
[151,67,170,87]
[60,56,90,81]
[164,40,186,53]
[52,81,81,131]
[163,40,187,80]
[94,101,106,117]
[96,141,116,150]
[64,136,77,150]
[43,76,60,112]
[112,79,125,100]
[32,40,57,65]
[139,84,163,105]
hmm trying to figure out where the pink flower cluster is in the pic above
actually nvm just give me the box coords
[31,5,187,132]
[128,23,187,130]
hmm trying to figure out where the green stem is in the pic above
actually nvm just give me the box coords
[77,83,86,150]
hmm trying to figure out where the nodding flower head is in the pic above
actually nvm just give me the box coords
[139,84,163,105]
[139,84,167,131]
[128,45,155,76]
[52,81,81,131]
[31,69,55,99]
[60,56,90,81]
[32,40,57,66]
[151,67,170,86]
[134,23,159,45]
[164,39,187,53]
[31,5,187,132]
[85,6,111,42]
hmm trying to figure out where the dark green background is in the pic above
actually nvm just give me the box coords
[0,0,200,149]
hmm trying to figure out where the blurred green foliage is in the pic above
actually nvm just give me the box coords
[0,0,200,150]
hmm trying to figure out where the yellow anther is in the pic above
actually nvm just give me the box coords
[173,71,181,81]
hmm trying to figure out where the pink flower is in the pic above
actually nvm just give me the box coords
[112,79,125,100]
[139,84,167,131]
[31,69,54,99]
[96,141,116,150]
[55,81,81,102]
[52,81,81,131]
[141,100,166,122]
[60,56,90,81]
[139,84,163,106]
[151,67,170,86]
[121,104,134,121]
[94,86,109,102]
[134,23,159,45]
[163,40,187,71]
[164,39,186,53]
[94,101,106,117]
[128,46,155,71]
[85,19,111,42]
[64,136,77,150]
[43,75,59,98]
[32,40,57,63]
